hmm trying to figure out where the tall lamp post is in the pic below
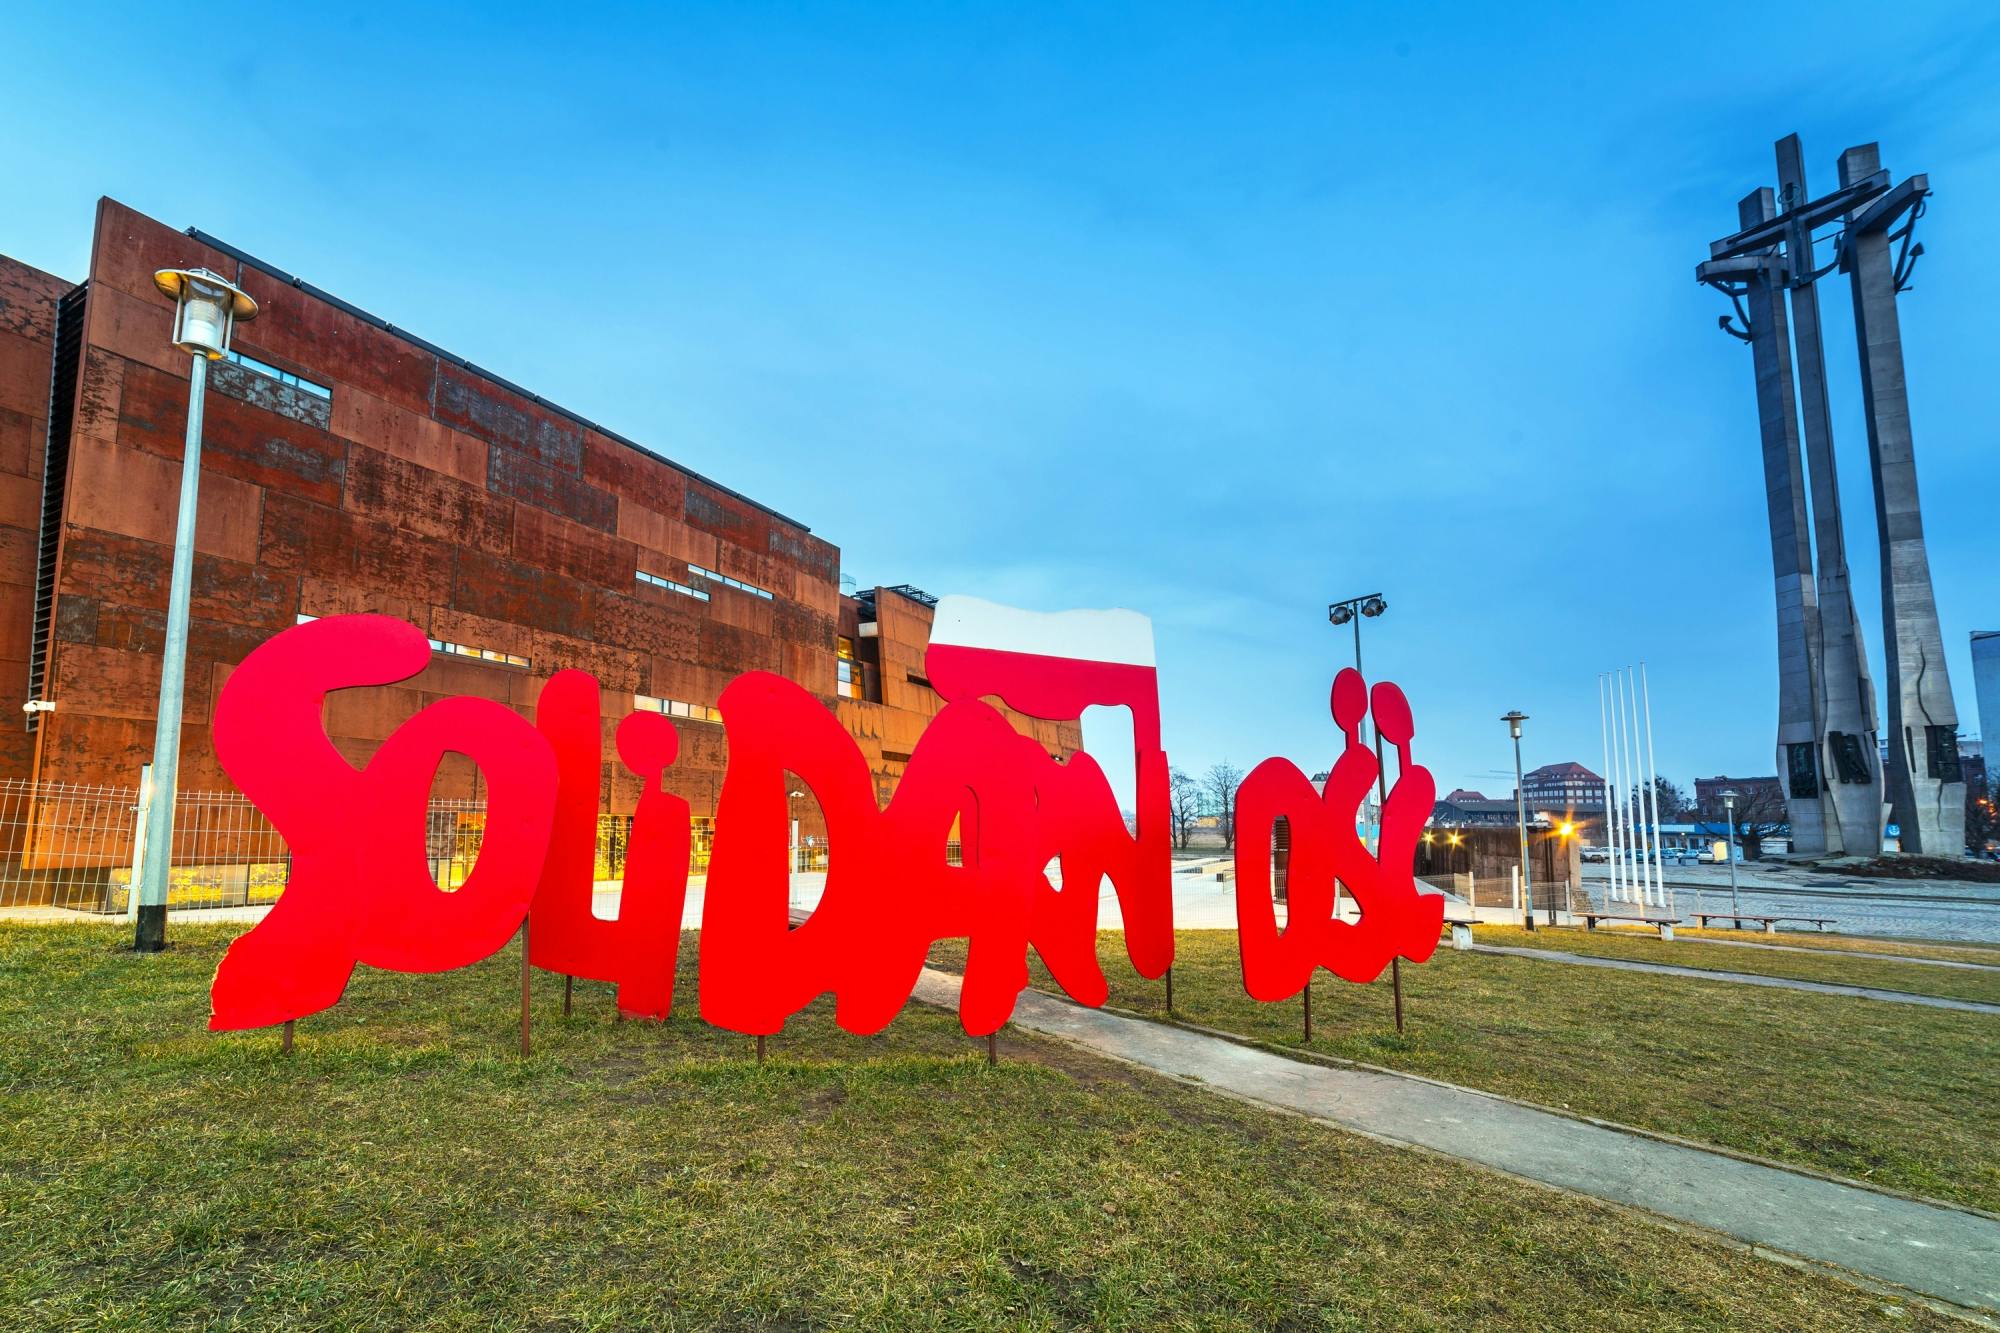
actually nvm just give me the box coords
[1328,593,1405,1029]
[1502,710,1535,931]
[1327,594,1388,832]
[1720,788,1742,928]
[134,268,257,953]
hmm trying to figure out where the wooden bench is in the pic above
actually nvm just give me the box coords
[1693,913,1839,935]
[1581,912,1682,941]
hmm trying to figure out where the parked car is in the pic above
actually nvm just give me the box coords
[1581,847,1609,863]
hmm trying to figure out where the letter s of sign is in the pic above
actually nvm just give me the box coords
[207,616,559,1031]
[1232,667,1442,1000]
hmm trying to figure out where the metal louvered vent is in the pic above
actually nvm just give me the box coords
[27,284,87,732]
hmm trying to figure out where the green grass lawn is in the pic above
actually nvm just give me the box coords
[934,931,2000,1215]
[0,923,1960,1331]
[1474,923,2000,1004]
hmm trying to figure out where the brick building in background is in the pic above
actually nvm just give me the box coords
[0,199,1078,898]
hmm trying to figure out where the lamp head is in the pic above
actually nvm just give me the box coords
[153,267,257,360]
[1328,603,1353,626]
[1501,709,1527,740]
[1361,596,1386,618]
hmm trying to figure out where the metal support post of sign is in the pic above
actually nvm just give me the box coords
[986,1032,997,1067]
[1302,975,1312,1042]
[563,975,573,1017]
[1164,965,1174,1014]
[756,1035,766,1065]
[519,923,531,1057]
[281,1020,294,1056]
[1391,958,1404,1033]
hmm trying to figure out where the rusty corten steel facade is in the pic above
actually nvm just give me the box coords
[0,199,1078,848]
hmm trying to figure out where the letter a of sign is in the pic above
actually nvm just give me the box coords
[699,597,1175,1038]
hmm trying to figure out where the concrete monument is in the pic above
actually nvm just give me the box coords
[1699,135,1962,856]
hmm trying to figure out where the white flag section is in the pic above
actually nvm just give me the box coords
[925,595,1159,816]
[928,595,1156,668]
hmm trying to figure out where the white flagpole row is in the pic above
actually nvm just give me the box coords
[1598,673,1618,910]
[1627,666,1652,909]
[1617,666,1644,908]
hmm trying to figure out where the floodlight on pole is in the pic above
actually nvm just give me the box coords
[1328,591,1391,842]
[133,268,257,953]
[1502,710,1534,930]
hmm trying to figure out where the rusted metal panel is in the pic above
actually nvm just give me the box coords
[486,444,617,532]
[434,361,582,472]
[346,444,512,550]
[208,358,332,431]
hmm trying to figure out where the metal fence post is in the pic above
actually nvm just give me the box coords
[126,765,152,923]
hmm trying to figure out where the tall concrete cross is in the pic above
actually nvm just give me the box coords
[1773,134,1883,856]
[1837,144,1965,856]
[1700,135,1965,859]
[1698,186,1831,852]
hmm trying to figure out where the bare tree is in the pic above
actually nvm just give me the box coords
[1630,777,1692,822]
[1967,783,1997,858]
[1168,767,1201,850]
[1202,761,1246,851]
[1700,785,1787,860]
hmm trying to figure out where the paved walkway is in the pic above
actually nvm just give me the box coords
[1470,943,2000,1014]
[916,969,2000,1313]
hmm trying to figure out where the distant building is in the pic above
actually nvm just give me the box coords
[1975,632,2000,792]
[1431,796,1548,829]
[1960,739,1985,800]
[1516,761,1605,811]
[1444,788,1489,803]
[1693,775,1786,814]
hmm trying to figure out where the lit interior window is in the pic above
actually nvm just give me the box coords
[428,637,529,668]
[633,693,724,724]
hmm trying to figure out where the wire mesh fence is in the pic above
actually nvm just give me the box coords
[0,780,838,914]
[0,779,496,914]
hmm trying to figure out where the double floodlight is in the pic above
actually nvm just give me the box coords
[153,267,258,360]
[1328,594,1387,626]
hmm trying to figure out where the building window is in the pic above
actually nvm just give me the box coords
[637,569,710,602]
[686,562,774,600]
[226,349,331,400]
[299,614,529,669]
[836,635,861,699]
[433,639,530,668]
[634,693,724,725]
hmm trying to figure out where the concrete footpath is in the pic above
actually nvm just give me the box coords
[1470,943,2000,1015]
[917,969,2000,1314]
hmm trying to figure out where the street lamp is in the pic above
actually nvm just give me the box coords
[1328,592,1389,834]
[1719,788,1741,928]
[1329,592,1403,1030]
[1502,710,1534,931]
[788,790,806,872]
[134,268,257,953]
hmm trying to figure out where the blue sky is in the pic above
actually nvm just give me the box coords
[5,1,1996,799]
